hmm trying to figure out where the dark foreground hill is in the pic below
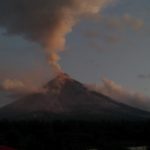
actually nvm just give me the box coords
[0,119,150,150]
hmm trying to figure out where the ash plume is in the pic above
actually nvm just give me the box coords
[0,0,113,74]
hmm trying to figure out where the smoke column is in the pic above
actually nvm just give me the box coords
[0,0,113,74]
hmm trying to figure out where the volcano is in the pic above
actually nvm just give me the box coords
[0,73,150,121]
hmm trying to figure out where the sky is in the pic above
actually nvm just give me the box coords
[0,0,150,107]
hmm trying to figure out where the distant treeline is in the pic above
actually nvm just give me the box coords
[0,119,150,150]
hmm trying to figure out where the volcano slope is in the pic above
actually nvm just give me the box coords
[0,73,150,150]
[0,73,150,121]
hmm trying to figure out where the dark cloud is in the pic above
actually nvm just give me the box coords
[138,74,150,79]
[0,0,113,73]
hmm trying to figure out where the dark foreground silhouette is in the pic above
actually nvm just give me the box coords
[0,119,150,150]
[0,146,16,150]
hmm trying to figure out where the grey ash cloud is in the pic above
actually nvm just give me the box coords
[0,0,113,73]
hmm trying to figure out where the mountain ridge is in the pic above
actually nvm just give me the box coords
[0,73,150,121]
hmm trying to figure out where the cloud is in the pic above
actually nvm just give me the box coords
[0,68,51,105]
[138,74,150,79]
[82,14,143,47]
[83,30,100,39]
[105,16,123,30]
[88,78,150,111]
[0,79,32,94]
[0,0,114,73]
[0,78,48,100]
[105,14,144,31]
[104,14,144,44]
[1,79,25,91]
[105,34,120,43]
[0,79,28,98]
[123,14,144,31]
